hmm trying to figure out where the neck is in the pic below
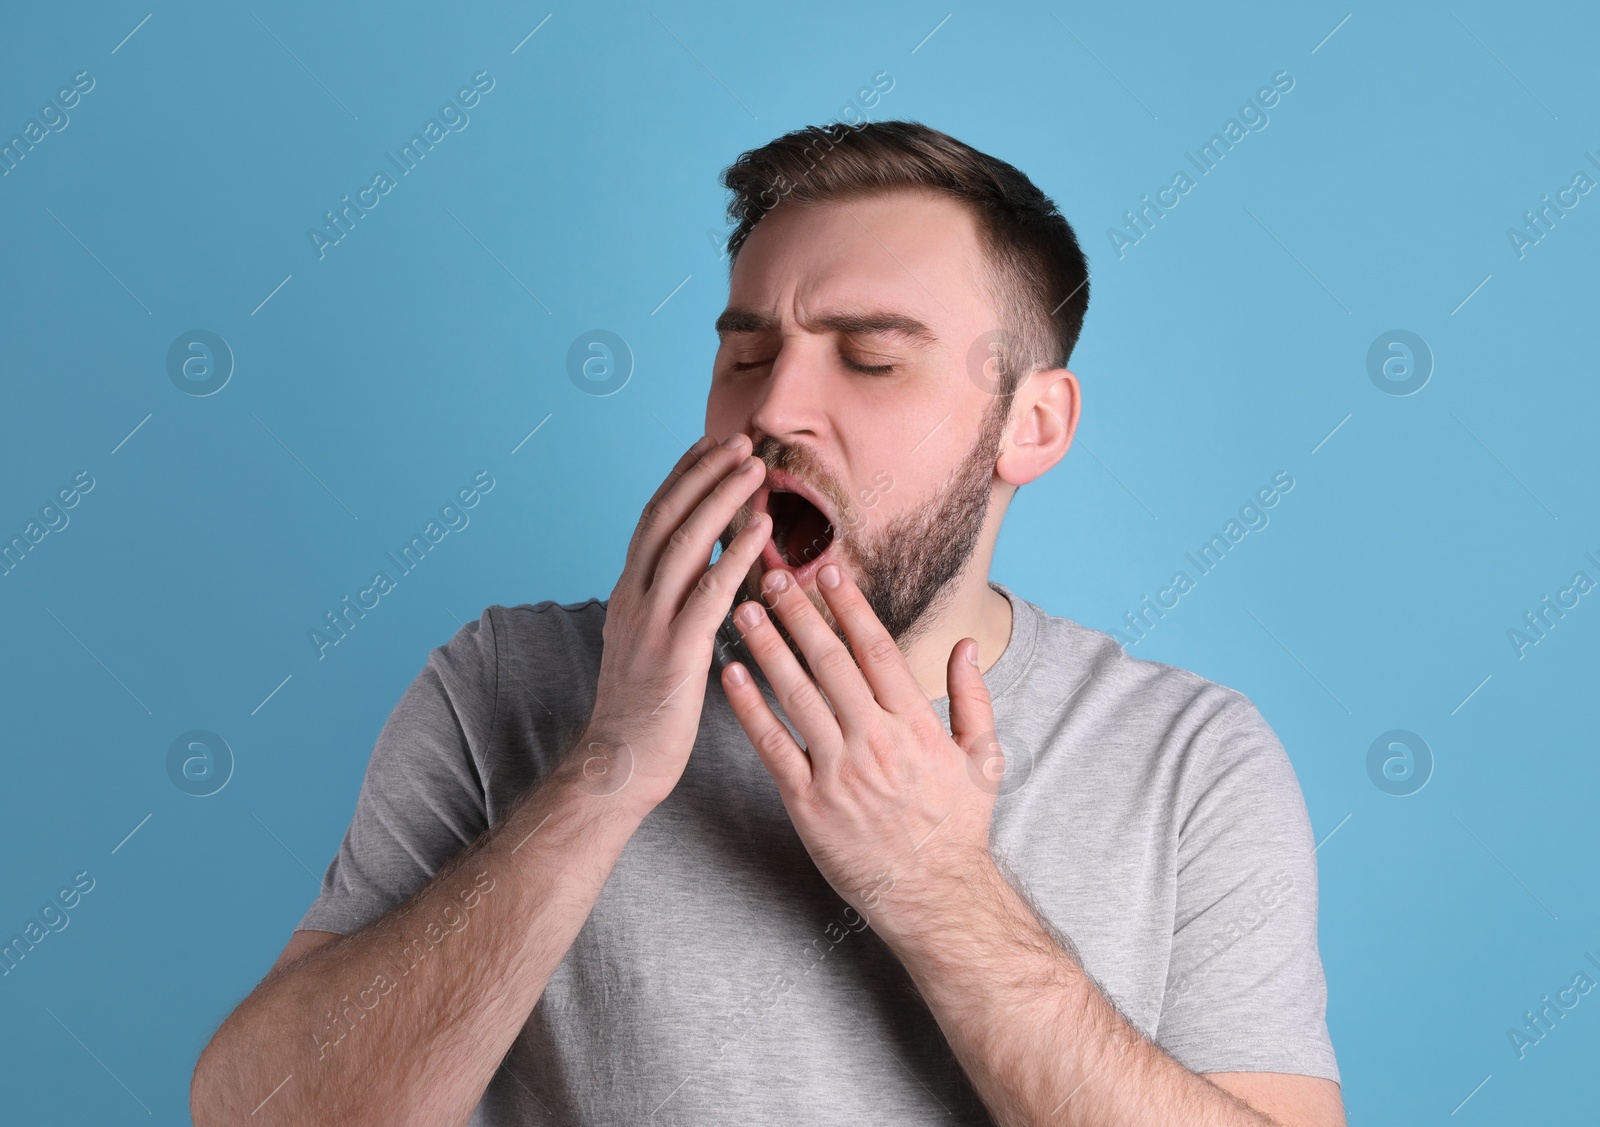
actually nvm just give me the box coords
[900,570,1013,702]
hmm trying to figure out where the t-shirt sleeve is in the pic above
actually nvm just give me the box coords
[1154,695,1341,1084]
[294,608,499,935]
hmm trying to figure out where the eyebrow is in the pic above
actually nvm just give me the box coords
[714,306,939,350]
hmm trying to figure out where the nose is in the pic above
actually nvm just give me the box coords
[747,340,828,445]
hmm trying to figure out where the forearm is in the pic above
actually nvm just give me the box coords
[192,735,652,1127]
[882,862,1277,1127]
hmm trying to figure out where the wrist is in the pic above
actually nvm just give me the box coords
[870,851,1011,955]
[553,725,671,824]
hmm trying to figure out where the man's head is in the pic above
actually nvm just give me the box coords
[708,120,1089,652]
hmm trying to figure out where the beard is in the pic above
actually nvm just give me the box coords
[717,396,1008,669]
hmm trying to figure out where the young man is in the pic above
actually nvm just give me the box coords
[193,121,1344,1127]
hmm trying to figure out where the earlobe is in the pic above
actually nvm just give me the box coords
[996,368,1079,487]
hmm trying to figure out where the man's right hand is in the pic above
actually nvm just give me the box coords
[573,432,768,811]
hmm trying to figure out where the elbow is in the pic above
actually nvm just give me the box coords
[189,1037,228,1127]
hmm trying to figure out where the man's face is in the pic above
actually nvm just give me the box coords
[707,188,1012,656]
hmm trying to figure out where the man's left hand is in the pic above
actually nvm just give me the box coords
[722,561,1004,940]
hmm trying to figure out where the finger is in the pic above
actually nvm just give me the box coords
[648,454,765,599]
[945,637,996,751]
[671,510,769,634]
[811,562,925,716]
[732,598,843,766]
[757,569,877,737]
[626,434,714,561]
[721,661,812,792]
[629,434,754,591]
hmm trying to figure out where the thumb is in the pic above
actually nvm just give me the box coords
[947,637,996,753]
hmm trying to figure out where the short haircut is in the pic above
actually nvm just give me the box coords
[719,119,1090,403]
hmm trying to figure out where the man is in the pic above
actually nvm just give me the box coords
[192,120,1344,1126]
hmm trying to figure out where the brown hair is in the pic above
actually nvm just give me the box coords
[719,119,1090,402]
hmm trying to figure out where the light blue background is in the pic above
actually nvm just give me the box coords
[2,1,1595,1122]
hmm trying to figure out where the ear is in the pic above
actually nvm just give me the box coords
[996,367,1080,488]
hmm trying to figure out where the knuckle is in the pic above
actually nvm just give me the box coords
[814,646,857,682]
[863,635,898,668]
[863,725,898,764]
[905,712,943,747]
[667,522,695,553]
[692,566,723,602]
[795,690,834,730]
[756,725,792,760]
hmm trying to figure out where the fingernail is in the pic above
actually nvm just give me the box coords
[737,456,759,472]
[737,602,763,628]
[965,639,979,666]
[722,432,746,450]
[763,569,791,594]
[726,662,749,687]
[693,434,712,452]
[818,563,841,589]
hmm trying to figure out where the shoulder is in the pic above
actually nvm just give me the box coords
[1021,596,1256,736]
[423,598,609,711]
[490,596,609,658]
[1006,593,1287,814]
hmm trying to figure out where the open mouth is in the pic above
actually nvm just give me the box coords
[766,490,835,568]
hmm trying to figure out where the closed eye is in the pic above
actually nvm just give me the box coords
[845,358,896,375]
[730,357,897,375]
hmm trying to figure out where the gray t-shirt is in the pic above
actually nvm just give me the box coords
[298,581,1339,1124]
